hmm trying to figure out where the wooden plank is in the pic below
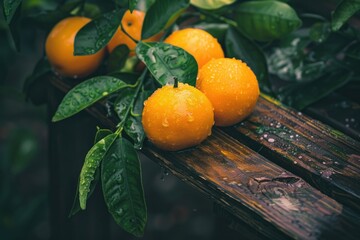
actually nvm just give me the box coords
[50,78,360,239]
[142,129,360,239]
[224,96,360,212]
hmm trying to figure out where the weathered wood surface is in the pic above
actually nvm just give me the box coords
[224,96,360,212]
[143,129,360,240]
[50,78,360,239]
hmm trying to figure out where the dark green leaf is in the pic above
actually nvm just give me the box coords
[332,0,360,31]
[136,41,197,86]
[74,9,126,55]
[115,89,151,149]
[309,22,331,43]
[79,133,118,210]
[102,137,147,237]
[3,0,22,24]
[8,3,21,51]
[107,45,130,73]
[23,58,51,96]
[190,0,236,10]
[235,1,302,41]
[278,71,353,109]
[129,0,139,12]
[26,0,83,30]
[83,3,102,19]
[193,23,229,43]
[52,76,129,122]
[69,128,113,217]
[225,27,270,93]
[142,0,189,39]
[108,72,140,85]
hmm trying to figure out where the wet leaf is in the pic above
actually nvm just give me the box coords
[79,133,118,210]
[3,0,23,24]
[107,44,130,73]
[129,0,139,12]
[190,0,236,10]
[278,71,353,109]
[101,137,146,237]
[74,9,126,55]
[115,89,151,149]
[52,76,129,122]
[332,0,360,31]
[69,128,113,217]
[225,27,270,93]
[235,1,302,41]
[142,0,189,39]
[136,41,197,86]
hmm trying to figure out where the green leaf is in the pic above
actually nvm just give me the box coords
[332,0,360,31]
[309,22,331,43]
[74,9,126,55]
[278,71,353,109]
[225,27,270,93]
[69,128,113,217]
[79,133,118,210]
[136,41,197,86]
[129,0,139,12]
[3,0,23,24]
[142,0,189,39]
[235,1,302,41]
[52,76,129,122]
[190,0,236,10]
[115,89,151,149]
[101,137,146,237]
[26,0,83,30]
[107,44,130,73]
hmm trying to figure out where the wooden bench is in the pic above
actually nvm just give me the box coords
[47,77,360,239]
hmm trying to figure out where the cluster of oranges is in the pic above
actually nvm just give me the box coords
[46,10,260,151]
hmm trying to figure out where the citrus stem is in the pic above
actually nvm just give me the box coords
[121,22,139,44]
[173,77,179,88]
[116,69,148,132]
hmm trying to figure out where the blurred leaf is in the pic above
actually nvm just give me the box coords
[136,41,197,86]
[129,0,139,12]
[332,0,360,31]
[3,0,23,24]
[69,128,112,217]
[190,0,236,10]
[115,89,151,149]
[7,129,38,174]
[278,71,353,109]
[23,58,51,97]
[79,133,118,210]
[142,0,189,39]
[107,44,130,73]
[82,3,102,19]
[235,1,302,41]
[101,137,146,237]
[193,23,229,43]
[74,9,126,55]
[52,76,130,122]
[8,4,22,51]
[108,71,140,85]
[27,0,83,30]
[309,22,331,43]
[225,27,270,93]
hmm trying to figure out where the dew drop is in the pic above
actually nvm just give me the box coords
[268,138,275,143]
[162,118,169,127]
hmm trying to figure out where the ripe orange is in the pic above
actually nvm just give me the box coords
[164,28,224,68]
[107,10,162,55]
[45,16,105,78]
[142,83,214,151]
[196,58,260,126]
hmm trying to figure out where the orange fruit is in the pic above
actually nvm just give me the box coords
[142,83,214,151]
[107,10,161,55]
[164,28,224,68]
[196,58,260,126]
[45,16,105,78]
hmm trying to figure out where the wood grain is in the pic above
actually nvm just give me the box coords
[50,78,360,239]
[224,97,360,212]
